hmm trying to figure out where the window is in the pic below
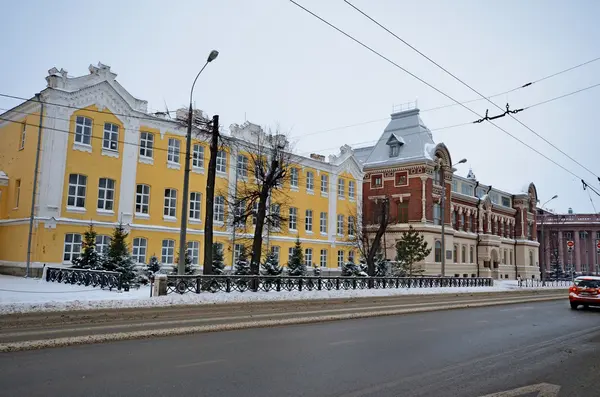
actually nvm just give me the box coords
[305,248,313,266]
[468,215,473,232]
[509,250,513,265]
[14,179,21,208]
[289,207,298,230]
[502,196,511,207]
[433,203,441,225]
[216,151,227,173]
[338,178,345,197]
[490,193,499,205]
[503,249,507,264]
[103,122,119,151]
[476,187,486,198]
[348,250,355,263]
[321,174,328,194]
[132,238,147,263]
[528,224,533,240]
[435,241,442,262]
[320,249,327,267]
[163,189,177,217]
[139,132,154,158]
[192,144,204,168]
[452,211,458,229]
[270,204,281,229]
[305,209,313,232]
[233,244,244,263]
[19,122,26,150]
[252,201,259,226]
[214,196,225,222]
[460,213,465,231]
[306,171,314,191]
[290,168,299,188]
[453,244,458,263]
[337,214,344,235]
[95,235,111,255]
[461,184,473,196]
[75,116,92,146]
[389,144,399,157]
[565,232,572,240]
[167,138,180,164]
[452,180,458,192]
[348,216,356,236]
[319,212,327,234]
[461,245,466,263]
[63,233,82,262]
[579,231,588,239]
[395,202,408,223]
[597,231,600,240]
[288,247,294,264]
[187,241,200,265]
[349,181,355,199]
[135,184,150,214]
[271,246,280,263]
[236,154,248,178]
[337,250,344,267]
[67,174,87,208]
[189,192,201,220]
[434,167,442,185]
[161,239,175,264]
[469,246,474,263]
[97,178,115,211]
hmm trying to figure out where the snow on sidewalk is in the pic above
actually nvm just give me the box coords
[0,275,567,315]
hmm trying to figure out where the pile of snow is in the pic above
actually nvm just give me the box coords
[0,276,566,314]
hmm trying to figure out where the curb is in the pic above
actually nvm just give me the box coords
[0,295,564,353]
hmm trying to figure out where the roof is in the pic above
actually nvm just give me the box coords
[353,146,374,164]
[363,108,436,168]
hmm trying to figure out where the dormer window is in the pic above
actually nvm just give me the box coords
[386,133,404,158]
[389,144,400,157]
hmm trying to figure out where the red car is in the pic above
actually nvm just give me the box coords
[569,276,600,310]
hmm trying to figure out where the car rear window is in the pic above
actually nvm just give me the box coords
[574,279,600,288]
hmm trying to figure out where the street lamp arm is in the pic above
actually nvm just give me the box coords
[190,61,210,106]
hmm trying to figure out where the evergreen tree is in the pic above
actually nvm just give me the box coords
[341,262,367,277]
[287,237,306,276]
[233,245,251,275]
[173,250,195,275]
[374,252,389,277]
[394,226,431,276]
[71,224,101,269]
[312,265,322,276]
[212,243,226,275]
[147,255,161,274]
[261,251,283,275]
[103,223,137,286]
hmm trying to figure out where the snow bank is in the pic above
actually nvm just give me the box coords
[0,275,566,314]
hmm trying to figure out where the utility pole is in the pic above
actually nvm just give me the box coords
[440,181,446,277]
[177,103,194,275]
[203,115,219,275]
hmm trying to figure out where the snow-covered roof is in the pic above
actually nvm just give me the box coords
[353,146,374,164]
[363,108,436,168]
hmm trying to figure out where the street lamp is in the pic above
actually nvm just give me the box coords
[178,50,219,275]
[539,194,558,283]
[440,158,467,277]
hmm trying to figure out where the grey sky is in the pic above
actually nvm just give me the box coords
[2,0,599,213]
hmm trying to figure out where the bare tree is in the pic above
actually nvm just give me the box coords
[349,197,390,276]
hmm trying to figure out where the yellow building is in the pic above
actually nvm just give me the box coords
[0,63,363,276]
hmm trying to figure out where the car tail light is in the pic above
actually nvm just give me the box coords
[569,286,577,293]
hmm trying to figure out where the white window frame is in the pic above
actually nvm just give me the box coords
[271,246,280,263]
[139,132,154,159]
[320,174,328,195]
[338,178,345,198]
[236,154,248,178]
[337,250,344,267]
[348,216,355,236]
[132,237,147,264]
[189,192,201,221]
[288,247,294,264]
[270,204,281,229]
[95,235,111,255]
[216,151,227,173]
[75,116,92,146]
[20,122,26,150]
[348,181,355,200]
[102,122,119,151]
[290,168,299,188]
[214,196,225,223]
[305,248,313,266]
[67,173,87,209]
[187,241,200,265]
[161,239,175,264]
[319,212,327,234]
[97,178,115,212]
[305,209,313,232]
[252,201,259,226]
[167,138,180,164]
[163,188,177,218]
[306,171,314,191]
[289,207,297,230]
[135,184,150,215]
[320,249,327,267]
[337,214,344,236]
[348,250,355,263]
[63,233,82,263]
[15,179,21,208]
[192,144,204,169]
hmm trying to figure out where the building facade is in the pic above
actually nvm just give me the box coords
[355,107,540,279]
[537,209,600,275]
[0,63,362,276]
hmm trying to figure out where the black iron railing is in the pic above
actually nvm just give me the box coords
[45,267,123,291]
[165,275,494,294]
[519,279,572,288]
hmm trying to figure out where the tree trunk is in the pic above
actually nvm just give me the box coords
[251,186,270,275]
[366,198,389,277]
[203,115,219,275]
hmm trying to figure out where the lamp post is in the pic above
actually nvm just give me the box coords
[440,158,467,277]
[539,194,558,283]
[178,50,219,275]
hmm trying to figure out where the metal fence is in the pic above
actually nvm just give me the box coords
[518,279,572,288]
[45,267,123,291]
[165,275,494,294]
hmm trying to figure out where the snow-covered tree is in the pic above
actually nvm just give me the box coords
[233,245,251,275]
[71,224,102,270]
[373,253,389,277]
[341,262,368,277]
[312,266,322,276]
[287,237,306,276]
[394,226,431,276]
[103,223,136,286]
[147,255,161,274]
[172,251,194,275]
[261,251,282,275]
[212,243,225,275]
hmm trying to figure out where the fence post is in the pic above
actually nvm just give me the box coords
[276,277,281,292]
[318,277,322,291]
[226,277,231,293]
[298,277,303,291]
[336,278,340,290]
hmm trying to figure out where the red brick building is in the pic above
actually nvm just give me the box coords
[354,107,540,279]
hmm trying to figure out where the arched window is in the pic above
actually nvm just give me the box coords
[434,240,442,262]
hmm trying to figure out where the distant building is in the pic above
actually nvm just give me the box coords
[536,209,600,275]
[356,106,540,279]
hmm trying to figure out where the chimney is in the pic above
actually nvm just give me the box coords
[310,153,325,162]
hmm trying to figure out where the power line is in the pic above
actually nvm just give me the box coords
[525,82,600,110]
[289,0,595,189]
[343,0,600,180]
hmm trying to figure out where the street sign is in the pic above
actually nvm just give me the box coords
[567,240,574,252]
[597,241,600,253]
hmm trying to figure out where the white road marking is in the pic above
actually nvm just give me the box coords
[479,382,561,397]
[499,306,534,312]
[176,359,226,368]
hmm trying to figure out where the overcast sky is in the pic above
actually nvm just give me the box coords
[2,0,599,214]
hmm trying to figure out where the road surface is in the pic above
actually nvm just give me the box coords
[0,300,598,397]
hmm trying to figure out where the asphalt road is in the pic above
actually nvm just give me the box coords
[1,300,598,397]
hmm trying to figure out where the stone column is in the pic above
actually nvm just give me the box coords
[574,230,581,272]
[420,176,427,223]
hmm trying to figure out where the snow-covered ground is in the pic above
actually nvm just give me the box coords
[0,275,567,314]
